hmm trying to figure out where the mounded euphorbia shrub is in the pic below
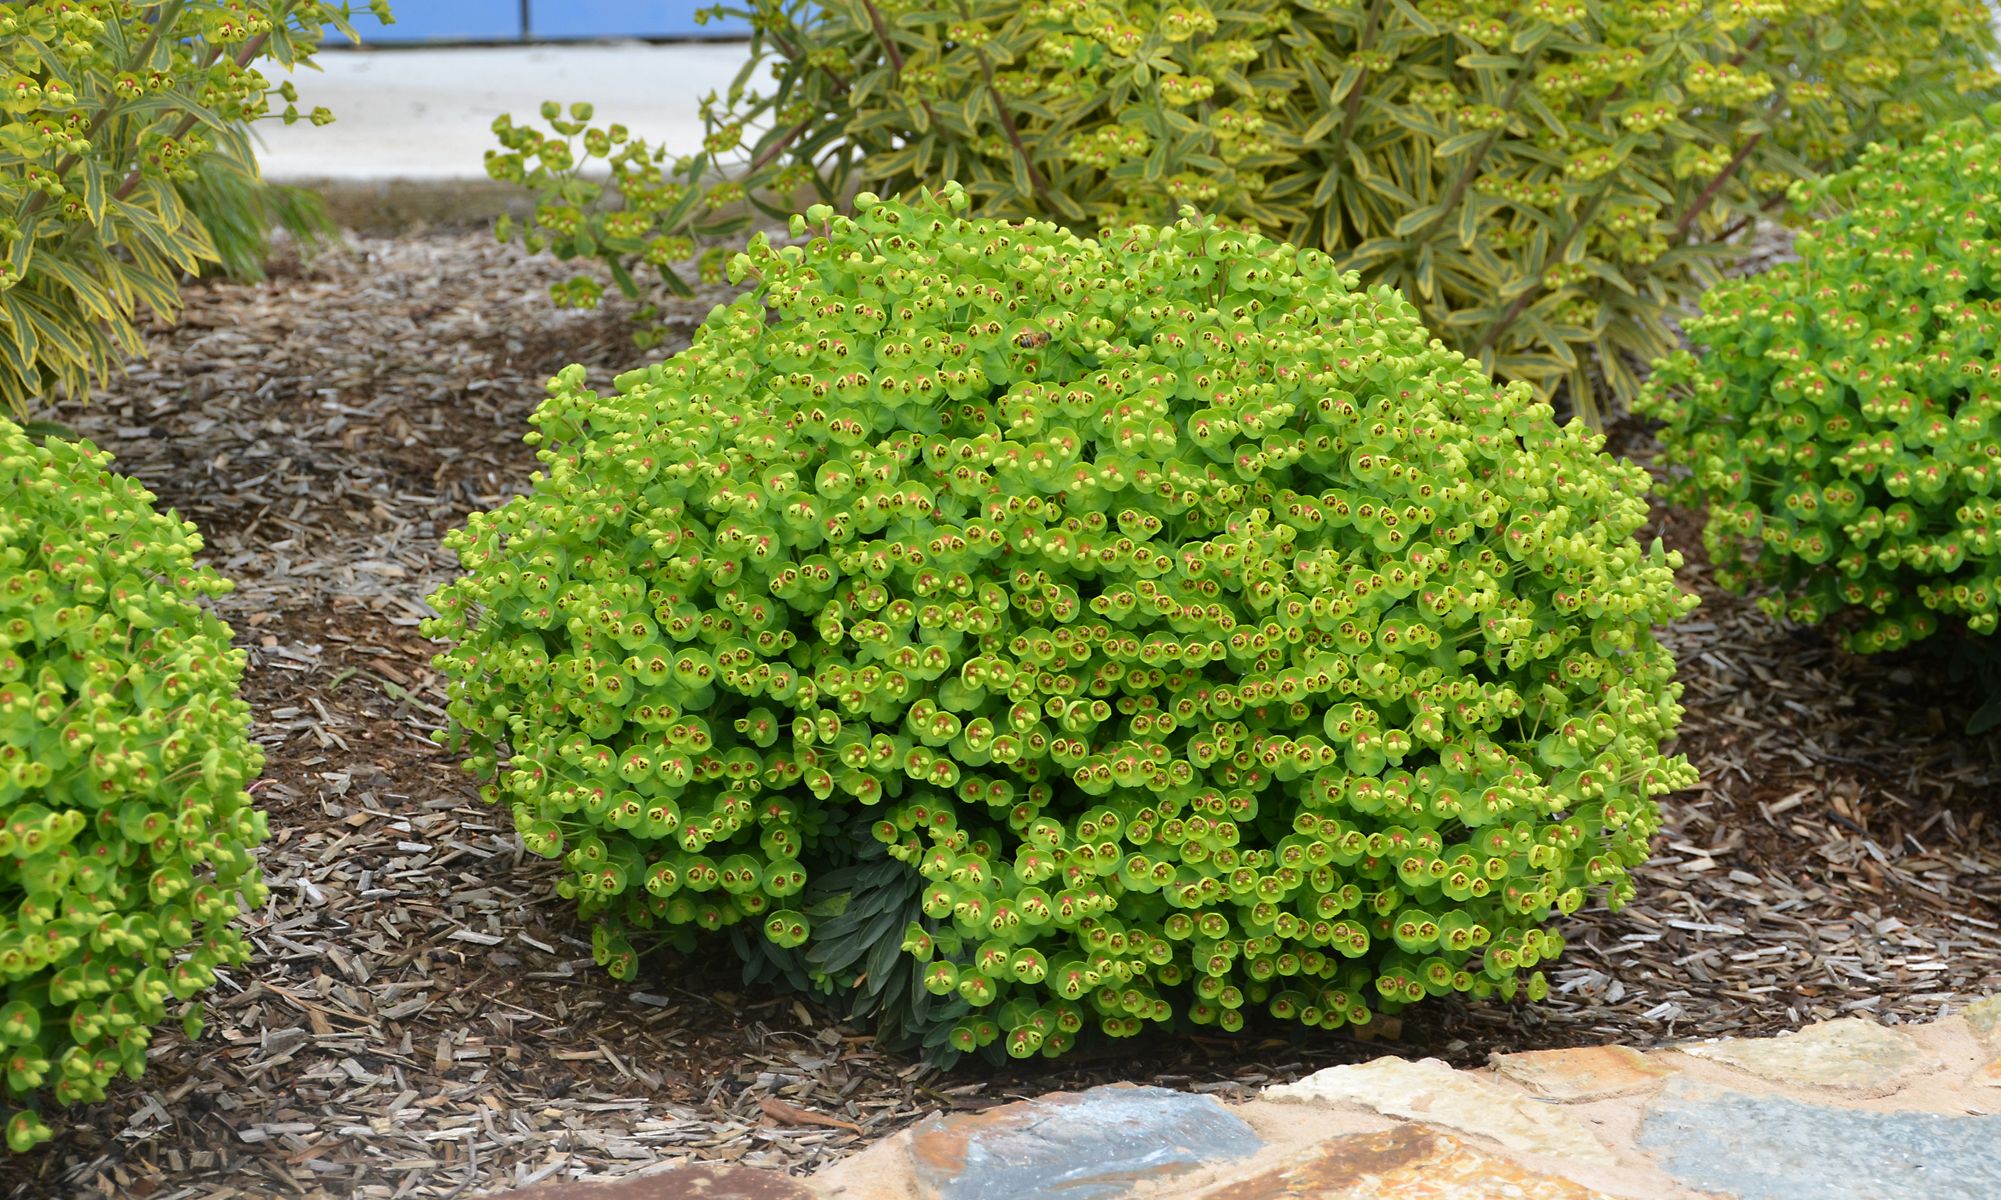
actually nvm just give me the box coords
[1640,109,2001,655]
[0,418,268,1150]
[426,185,1698,1064]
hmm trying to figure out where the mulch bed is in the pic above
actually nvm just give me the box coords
[4,231,1998,1200]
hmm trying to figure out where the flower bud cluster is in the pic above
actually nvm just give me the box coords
[431,187,1699,1062]
[0,419,267,1150]
[1641,111,2001,652]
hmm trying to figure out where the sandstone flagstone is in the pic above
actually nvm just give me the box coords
[1194,1125,1615,1200]
[1264,1057,1618,1166]
[1961,994,2001,1050]
[1674,1017,1935,1093]
[1963,996,2001,1087]
[906,1084,1262,1200]
[494,1162,816,1200]
[1639,1078,2001,1200]
[1491,1045,1674,1103]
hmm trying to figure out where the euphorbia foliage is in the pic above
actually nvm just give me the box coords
[428,186,1698,1065]
[1640,109,2001,655]
[0,418,268,1150]
[488,0,1998,424]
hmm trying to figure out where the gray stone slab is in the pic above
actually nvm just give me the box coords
[909,1084,1262,1200]
[1639,1078,2001,1200]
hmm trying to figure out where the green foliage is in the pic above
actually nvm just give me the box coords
[0,0,393,417]
[176,136,339,284]
[1639,109,2001,655]
[487,0,1999,424]
[426,186,1699,1065]
[0,417,269,1151]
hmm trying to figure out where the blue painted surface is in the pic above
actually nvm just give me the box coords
[530,1,750,38]
[358,0,521,41]
[354,2,748,41]
[1639,1079,2001,1200]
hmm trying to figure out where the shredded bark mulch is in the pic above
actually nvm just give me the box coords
[3,231,1996,1200]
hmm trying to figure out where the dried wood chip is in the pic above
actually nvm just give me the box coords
[757,1099,862,1135]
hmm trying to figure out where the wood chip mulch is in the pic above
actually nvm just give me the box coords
[4,230,1997,1200]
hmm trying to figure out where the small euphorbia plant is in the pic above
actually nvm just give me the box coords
[1641,107,2001,657]
[428,185,1698,1065]
[0,418,269,1150]
[487,0,1998,424]
[0,0,394,417]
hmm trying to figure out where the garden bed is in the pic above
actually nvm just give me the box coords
[4,230,1998,1200]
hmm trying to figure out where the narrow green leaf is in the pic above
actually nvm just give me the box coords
[6,218,34,282]
[1393,203,1446,238]
[78,160,106,227]
[1432,130,1492,160]
[1456,194,1482,249]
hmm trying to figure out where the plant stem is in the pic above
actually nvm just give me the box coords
[1670,132,1762,242]
[762,25,850,95]
[1474,185,1609,356]
[1402,53,1542,247]
[111,34,271,203]
[1335,0,1387,146]
[949,2,1055,212]
[748,121,811,175]
[858,0,908,70]
[1728,30,1766,67]
[1714,190,1788,242]
[1671,87,1789,243]
[859,0,942,126]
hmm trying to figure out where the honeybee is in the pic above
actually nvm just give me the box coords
[1015,329,1051,349]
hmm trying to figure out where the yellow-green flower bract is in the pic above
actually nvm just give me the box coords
[0,418,267,1151]
[1641,109,2001,654]
[427,184,1698,1064]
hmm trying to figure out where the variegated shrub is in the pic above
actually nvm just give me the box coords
[487,0,1998,423]
[0,0,391,417]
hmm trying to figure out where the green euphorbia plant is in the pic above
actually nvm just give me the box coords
[0,0,394,418]
[428,185,1699,1065]
[0,418,269,1150]
[1641,108,2001,656]
[487,0,1998,424]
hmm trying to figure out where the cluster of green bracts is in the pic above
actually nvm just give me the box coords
[0,420,267,1149]
[1642,110,2001,654]
[428,185,1698,1062]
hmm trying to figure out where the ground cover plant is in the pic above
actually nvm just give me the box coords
[0,0,391,418]
[486,0,1999,423]
[0,418,268,1151]
[427,185,1700,1065]
[1640,108,2001,661]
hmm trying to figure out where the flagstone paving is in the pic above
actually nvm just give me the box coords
[905,1086,1262,1200]
[488,999,2001,1200]
[1638,1079,2001,1200]
[1674,1016,1939,1094]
